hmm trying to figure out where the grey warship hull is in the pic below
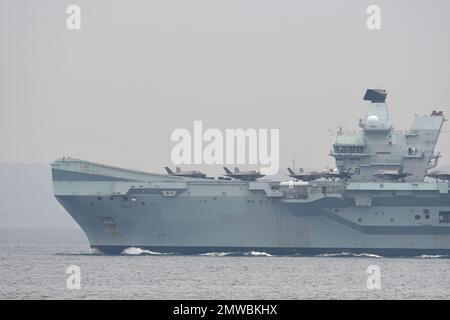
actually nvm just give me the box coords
[52,160,450,256]
[51,89,450,256]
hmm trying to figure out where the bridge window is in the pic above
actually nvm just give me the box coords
[439,211,450,223]
[334,145,366,154]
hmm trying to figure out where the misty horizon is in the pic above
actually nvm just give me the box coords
[1,0,450,177]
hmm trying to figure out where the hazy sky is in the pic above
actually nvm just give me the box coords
[1,0,450,175]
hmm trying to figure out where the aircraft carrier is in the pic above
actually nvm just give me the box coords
[51,89,450,255]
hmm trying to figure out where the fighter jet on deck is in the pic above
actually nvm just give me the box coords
[426,170,450,181]
[223,167,264,181]
[165,167,207,178]
[373,167,412,182]
[287,168,322,181]
[320,168,352,181]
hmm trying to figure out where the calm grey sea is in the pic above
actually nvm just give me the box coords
[0,228,450,300]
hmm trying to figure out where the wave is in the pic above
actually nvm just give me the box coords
[198,251,273,257]
[316,252,382,258]
[352,253,383,258]
[120,247,171,256]
[90,247,104,255]
[199,252,239,257]
[56,249,448,259]
[245,251,273,257]
[415,254,448,259]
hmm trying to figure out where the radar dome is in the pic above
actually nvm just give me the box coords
[367,115,380,125]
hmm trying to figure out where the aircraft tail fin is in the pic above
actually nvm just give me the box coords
[165,167,174,175]
[176,167,181,173]
[287,167,295,175]
[234,167,240,173]
[224,167,232,175]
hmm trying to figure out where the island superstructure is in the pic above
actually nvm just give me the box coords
[51,89,450,255]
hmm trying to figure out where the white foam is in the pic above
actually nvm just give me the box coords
[353,253,382,258]
[317,252,382,258]
[199,252,234,257]
[199,251,273,257]
[121,247,164,255]
[245,251,273,257]
[90,247,104,255]
[416,254,446,259]
[317,252,352,257]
